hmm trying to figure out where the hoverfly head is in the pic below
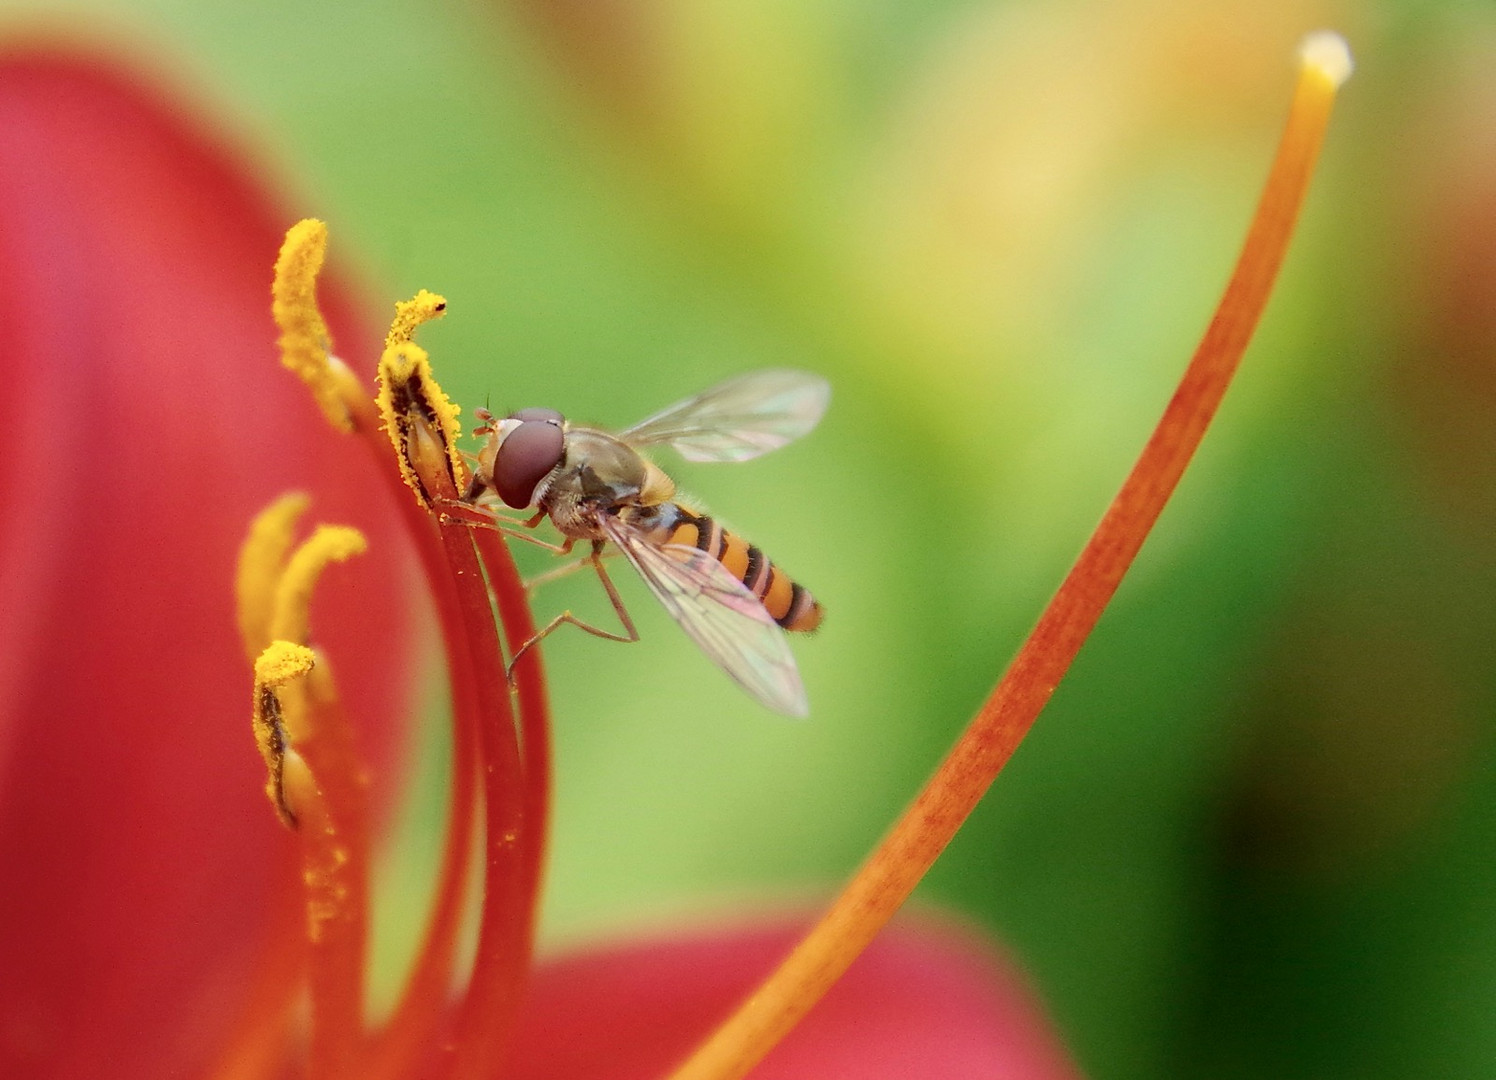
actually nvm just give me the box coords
[492,407,565,509]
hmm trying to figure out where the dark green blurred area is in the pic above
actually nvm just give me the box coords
[17,0,1496,1075]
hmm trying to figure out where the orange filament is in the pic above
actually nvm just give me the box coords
[472,526,553,942]
[665,32,1353,1080]
[374,324,539,1080]
[245,534,373,1079]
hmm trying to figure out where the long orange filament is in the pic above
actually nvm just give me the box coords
[352,449,487,1080]
[473,527,552,940]
[350,330,528,1080]
[421,480,534,1080]
[665,33,1352,1080]
[359,632,479,1080]
[283,740,367,1080]
[372,337,536,1079]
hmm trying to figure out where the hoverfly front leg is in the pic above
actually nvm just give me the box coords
[435,497,566,553]
[441,496,617,593]
[505,540,640,684]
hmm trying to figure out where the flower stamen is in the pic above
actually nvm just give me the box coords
[271,219,367,433]
[236,492,313,661]
[376,340,468,507]
[244,513,373,1080]
[373,313,541,1080]
[251,640,314,826]
[666,31,1354,1080]
[270,525,369,645]
[260,221,563,1080]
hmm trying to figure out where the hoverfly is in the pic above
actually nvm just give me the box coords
[462,369,829,717]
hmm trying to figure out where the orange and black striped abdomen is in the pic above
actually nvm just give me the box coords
[667,507,822,632]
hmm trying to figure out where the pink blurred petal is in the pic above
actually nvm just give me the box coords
[0,51,412,1078]
[506,917,1083,1080]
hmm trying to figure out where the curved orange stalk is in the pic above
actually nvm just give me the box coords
[473,526,552,926]
[248,629,370,1080]
[666,32,1354,1080]
[359,608,480,1080]
[370,337,535,1080]
[362,331,536,1080]
[428,499,533,1080]
[237,492,375,1080]
[284,740,366,1080]
[353,359,486,1080]
[277,529,374,1080]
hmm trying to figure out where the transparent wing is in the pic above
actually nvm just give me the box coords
[599,514,809,717]
[617,368,830,463]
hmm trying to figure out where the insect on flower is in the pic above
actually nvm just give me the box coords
[461,369,829,717]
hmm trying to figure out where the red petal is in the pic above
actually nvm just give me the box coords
[0,51,412,1078]
[505,917,1083,1080]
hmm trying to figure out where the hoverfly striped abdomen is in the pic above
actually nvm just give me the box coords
[666,506,822,633]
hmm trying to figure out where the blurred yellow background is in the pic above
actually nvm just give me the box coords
[7,0,1494,1075]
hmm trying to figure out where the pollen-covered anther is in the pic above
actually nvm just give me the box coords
[375,340,468,506]
[236,492,312,662]
[252,640,317,827]
[384,288,449,350]
[270,525,369,646]
[272,219,370,433]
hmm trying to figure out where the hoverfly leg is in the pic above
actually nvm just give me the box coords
[505,542,639,685]
[433,497,505,527]
[497,529,573,556]
[523,545,624,593]
[433,499,572,553]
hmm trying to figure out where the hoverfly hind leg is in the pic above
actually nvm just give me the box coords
[523,544,627,594]
[505,545,640,685]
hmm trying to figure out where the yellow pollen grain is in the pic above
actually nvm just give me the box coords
[272,219,355,433]
[236,492,312,662]
[270,525,369,646]
[376,340,467,504]
[384,289,449,350]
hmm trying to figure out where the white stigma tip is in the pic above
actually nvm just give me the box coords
[1298,30,1354,88]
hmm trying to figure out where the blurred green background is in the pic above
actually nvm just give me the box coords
[9,0,1496,1076]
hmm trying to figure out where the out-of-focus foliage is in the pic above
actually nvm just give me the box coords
[6,0,1493,1076]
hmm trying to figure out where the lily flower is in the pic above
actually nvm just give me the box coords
[0,24,1351,1080]
[0,46,1076,1080]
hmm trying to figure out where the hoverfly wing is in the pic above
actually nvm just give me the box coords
[599,515,810,717]
[617,369,830,463]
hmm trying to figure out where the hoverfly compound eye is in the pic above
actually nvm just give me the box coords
[494,414,565,509]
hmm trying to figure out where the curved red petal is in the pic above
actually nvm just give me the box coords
[0,50,412,1078]
[505,917,1083,1080]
